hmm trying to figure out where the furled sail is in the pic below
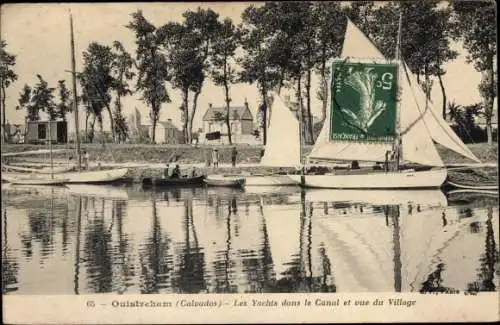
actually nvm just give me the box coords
[260,92,301,167]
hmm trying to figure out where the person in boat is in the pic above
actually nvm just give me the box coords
[212,148,219,168]
[350,160,360,170]
[171,164,181,179]
[163,164,170,179]
[191,167,197,177]
[231,146,238,167]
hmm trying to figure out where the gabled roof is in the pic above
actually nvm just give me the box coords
[203,105,253,121]
[156,120,180,130]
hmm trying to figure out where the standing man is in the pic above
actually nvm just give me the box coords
[231,146,238,167]
[83,150,90,170]
[212,148,219,168]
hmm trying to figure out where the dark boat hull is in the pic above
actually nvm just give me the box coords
[142,175,206,188]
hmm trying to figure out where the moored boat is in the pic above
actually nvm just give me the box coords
[303,18,481,189]
[53,168,129,184]
[204,175,245,188]
[253,92,302,186]
[3,164,74,174]
[1,173,69,186]
[245,174,300,186]
[142,175,205,188]
[303,168,447,189]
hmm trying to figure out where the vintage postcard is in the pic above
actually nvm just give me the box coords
[1,1,498,323]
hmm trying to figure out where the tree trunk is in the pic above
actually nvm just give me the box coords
[97,115,105,147]
[224,62,232,145]
[182,89,189,144]
[437,74,447,120]
[190,90,201,144]
[151,103,157,144]
[1,84,6,142]
[306,67,314,145]
[85,109,89,143]
[224,83,232,145]
[486,56,494,146]
[319,59,328,125]
[115,95,122,143]
[296,76,304,145]
[89,114,96,143]
[106,106,116,144]
[260,85,268,146]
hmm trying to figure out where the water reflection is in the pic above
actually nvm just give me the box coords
[1,185,498,294]
[138,198,172,294]
[2,203,19,293]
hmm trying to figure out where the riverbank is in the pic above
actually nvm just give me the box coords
[2,142,497,165]
[2,142,497,184]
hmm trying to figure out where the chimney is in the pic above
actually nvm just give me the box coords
[209,103,212,109]
[244,98,249,109]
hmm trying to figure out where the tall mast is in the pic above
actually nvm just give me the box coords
[70,12,82,171]
[393,10,403,171]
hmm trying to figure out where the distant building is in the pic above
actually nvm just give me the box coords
[25,120,67,144]
[148,119,184,144]
[201,99,256,144]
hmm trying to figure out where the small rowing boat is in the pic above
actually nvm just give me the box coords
[204,175,245,188]
[142,175,205,188]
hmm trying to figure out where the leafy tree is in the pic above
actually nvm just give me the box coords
[448,101,487,143]
[239,5,282,145]
[56,80,72,121]
[452,0,497,144]
[0,40,18,141]
[158,21,203,143]
[81,42,116,142]
[348,1,458,120]
[127,10,170,144]
[78,72,102,143]
[159,8,220,144]
[15,85,36,121]
[111,41,135,143]
[31,74,56,120]
[312,2,346,125]
[210,18,239,145]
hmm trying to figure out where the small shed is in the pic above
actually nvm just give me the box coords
[26,120,68,144]
[149,119,184,144]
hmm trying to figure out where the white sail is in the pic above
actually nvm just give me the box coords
[309,18,479,166]
[308,19,392,162]
[399,64,444,166]
[402,63,481,163]
[260,92,301,167]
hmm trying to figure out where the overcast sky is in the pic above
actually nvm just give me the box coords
[1,2,486,133]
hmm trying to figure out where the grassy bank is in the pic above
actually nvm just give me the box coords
[3,142,498,165]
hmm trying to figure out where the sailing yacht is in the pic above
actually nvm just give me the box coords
[245,93,302,186]
[303,18,480,189]
[51,13,128,184]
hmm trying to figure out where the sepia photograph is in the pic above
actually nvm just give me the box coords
[1,1,498,323]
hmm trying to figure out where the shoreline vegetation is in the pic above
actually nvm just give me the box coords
[2,143,497,185]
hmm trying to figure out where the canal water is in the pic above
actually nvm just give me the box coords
[1,184,498,294]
